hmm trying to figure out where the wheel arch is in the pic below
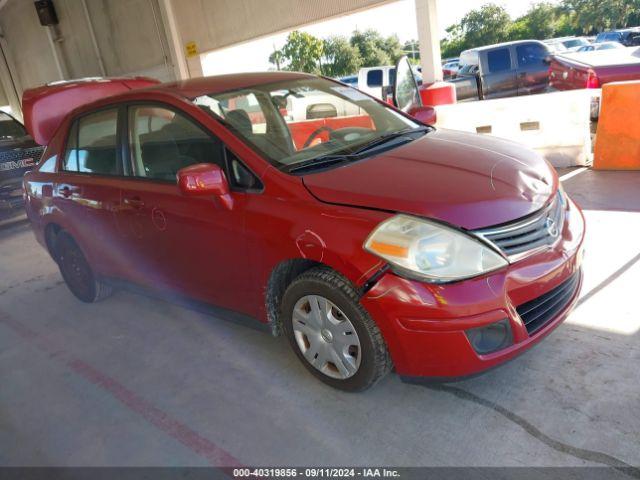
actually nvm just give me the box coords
[265,258,323,336]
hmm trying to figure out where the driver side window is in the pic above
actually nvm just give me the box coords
[128,106,225,181]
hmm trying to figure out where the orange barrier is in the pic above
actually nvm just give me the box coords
[594,81,640,170]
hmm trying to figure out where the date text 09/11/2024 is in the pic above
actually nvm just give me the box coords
[232,468,400,478]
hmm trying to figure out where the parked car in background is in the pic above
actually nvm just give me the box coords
[544,36,591,53]
[0,111,43,222]
[442,59,460,78]
[549,47,640,91]
[338,75,358,87]
[576,41,625,53]
[451,40,551,101]
[22,67,584,391]
[595,28,640,47]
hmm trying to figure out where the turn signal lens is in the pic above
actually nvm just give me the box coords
[368,241,409,258]
[364,215,508,283]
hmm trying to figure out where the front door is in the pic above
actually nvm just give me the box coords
[482,47,518,99]
[117,104,250,311]
[515,43,550,96]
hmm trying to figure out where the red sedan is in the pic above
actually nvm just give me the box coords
[22,71,585,391]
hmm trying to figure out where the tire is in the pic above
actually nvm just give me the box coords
[281,267,392,391]
[55,232,113,303]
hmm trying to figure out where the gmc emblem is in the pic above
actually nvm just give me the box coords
[0,158,35,171]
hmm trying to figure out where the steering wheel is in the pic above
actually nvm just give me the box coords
[302,126,335,149]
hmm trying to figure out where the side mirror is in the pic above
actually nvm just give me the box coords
[177,163,233,208]
[407,105,437,125]
[543,55,552,65]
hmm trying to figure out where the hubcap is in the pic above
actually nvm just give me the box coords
[292,295,361,380]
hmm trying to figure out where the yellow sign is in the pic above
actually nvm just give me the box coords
[185,41,198,58]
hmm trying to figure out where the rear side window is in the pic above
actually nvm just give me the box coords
[63,109,119,175]
[487,48,512,73]
[128,106,225,181]
[516,44,548,67]
[367,70,383,87]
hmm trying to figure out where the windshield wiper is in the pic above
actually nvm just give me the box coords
[350,126,431,155]
[284,126,431,174]
[285,153,361,174]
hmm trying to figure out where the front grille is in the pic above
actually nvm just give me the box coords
[516,271,580,335]
[0,146,44,170]
[475,192,565,258]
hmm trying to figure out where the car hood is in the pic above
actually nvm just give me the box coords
[302,129,556,230]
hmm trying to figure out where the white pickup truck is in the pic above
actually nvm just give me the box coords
[340,65,422,100]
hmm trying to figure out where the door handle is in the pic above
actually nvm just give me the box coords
[123,196,145,209]
[58,186,78,198]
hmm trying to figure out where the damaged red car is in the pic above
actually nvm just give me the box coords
[22,60,585,391]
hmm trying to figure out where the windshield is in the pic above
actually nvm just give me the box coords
[0,112,27,140]
[563,38,589,49]
[194,77,420,171]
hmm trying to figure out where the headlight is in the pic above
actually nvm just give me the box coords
[364,215,508,283]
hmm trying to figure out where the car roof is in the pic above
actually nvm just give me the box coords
[599,28,639,35]
[462,39,546,53]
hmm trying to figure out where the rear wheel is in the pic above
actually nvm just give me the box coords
[281,267,392,391]
[55,232,113,303]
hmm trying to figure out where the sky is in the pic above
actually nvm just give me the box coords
[202,0,542,75]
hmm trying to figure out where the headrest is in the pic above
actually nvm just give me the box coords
[226,109,253,134]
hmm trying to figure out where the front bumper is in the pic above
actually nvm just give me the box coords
[360,196,586,379]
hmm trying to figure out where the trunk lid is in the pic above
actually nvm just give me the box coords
[22,77,160,145]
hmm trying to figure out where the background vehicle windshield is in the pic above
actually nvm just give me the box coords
[563,38,589,49]
[0,112,27,140]
[194,78,419,170]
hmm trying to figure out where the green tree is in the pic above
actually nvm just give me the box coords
[403,39,420,62]
[321,36,362,77]
[439,4,512,58]
[458,3,512,48]
[279,31,324,73]
[562,0,639,33]
[350,29,391,67]
[268,49,283,71]
[382,34,405,63]
[519,2,561,39]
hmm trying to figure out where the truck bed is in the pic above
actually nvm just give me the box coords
[550,47,640,90]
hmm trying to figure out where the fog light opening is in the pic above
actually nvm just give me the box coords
[466,319,513,355]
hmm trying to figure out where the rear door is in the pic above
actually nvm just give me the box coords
[117,104,251,311]
[56,106,128,278]
[481,47,518,99]
[515,42,551,96]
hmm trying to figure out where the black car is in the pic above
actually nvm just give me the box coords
[595,28,640,47]
[0,111,43,222]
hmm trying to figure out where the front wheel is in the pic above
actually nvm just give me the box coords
[55,232,113,303]
[281,267,392,391]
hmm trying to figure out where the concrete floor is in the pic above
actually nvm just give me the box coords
[0,168,639,468]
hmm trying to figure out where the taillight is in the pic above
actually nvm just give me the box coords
[586,70,600,89]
